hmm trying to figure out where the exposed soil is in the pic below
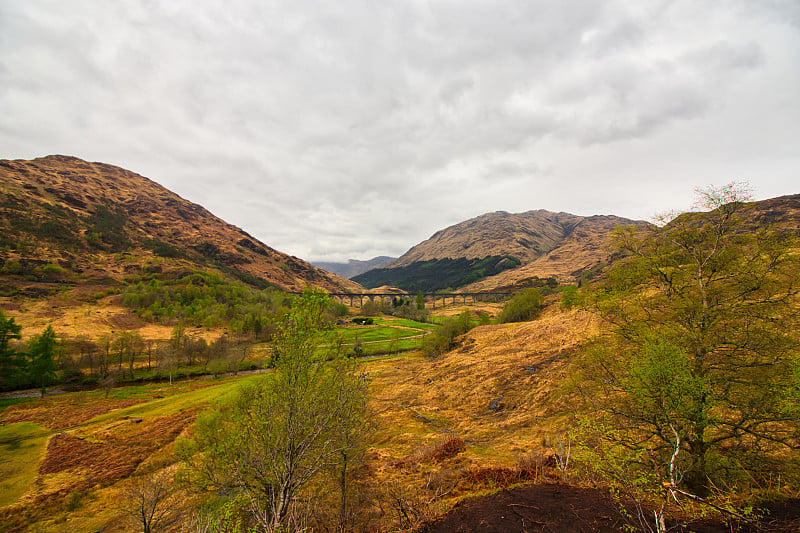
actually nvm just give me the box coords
[415,483,800,533]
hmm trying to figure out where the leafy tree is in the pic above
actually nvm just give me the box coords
[170,322,185,364]
[184,287,370,532]
[560,284,581,309]
[498,288,544,323]
[575,183,800,496]
[0,311,23,389]
[28,325,58,397]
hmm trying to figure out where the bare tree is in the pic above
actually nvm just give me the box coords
[120,471,177,533]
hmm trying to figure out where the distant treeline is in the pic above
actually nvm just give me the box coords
[352,255,522,292]
[0,310,263,394]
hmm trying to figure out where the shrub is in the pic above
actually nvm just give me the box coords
[499,288,544,323]
[421,311,473,357]
[396,435,466,466]
[1,260,23,274]
[330,301,349,317]
[80,376,99,388]
[560,285,581,309]
[42,264,66,276]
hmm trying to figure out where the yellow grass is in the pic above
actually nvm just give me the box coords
[2,287,227,342]
[368,305,597,466]
[0,423,52,508]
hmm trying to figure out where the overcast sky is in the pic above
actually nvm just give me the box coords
[2,1,798,262]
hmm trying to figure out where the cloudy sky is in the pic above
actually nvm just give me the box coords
[2,1,799,262]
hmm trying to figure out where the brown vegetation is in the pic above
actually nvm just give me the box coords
[387,210,650,286]
[1,397,144,429]
[0,155,362,293]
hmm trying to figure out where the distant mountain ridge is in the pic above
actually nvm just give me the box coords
[0,155,362,293]
[313,256,397,279]
[355,210,652,291]
[362,195,800,293]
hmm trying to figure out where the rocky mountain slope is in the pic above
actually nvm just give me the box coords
[0,155,362,293]
[358,210,650,291]
[359,193,800,293]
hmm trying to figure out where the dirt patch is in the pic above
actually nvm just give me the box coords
[415,483,800,533]
[395,435,467,467]
[38,433,147,485]
[415,483,624,532]
[103,408,200,449]
[33,309,61,319]
[463,465,555,486]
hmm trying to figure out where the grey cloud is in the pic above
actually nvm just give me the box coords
[681,42,764,75]
[1,0,798,262]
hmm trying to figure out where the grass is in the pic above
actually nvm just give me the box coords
[0,373,265,530]
[0,397,33,410]
[0,422,52,507]
[377,317,439,330]
[333,325,411,343]
[86,374,260,423]
[324,316,434,356]
[0,304,579,532]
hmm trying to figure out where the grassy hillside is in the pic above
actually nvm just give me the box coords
[0,155,362,294]
[2,293,798,531]
[0,302,579,531]
[0,376,253,531]
[385,210,651,290]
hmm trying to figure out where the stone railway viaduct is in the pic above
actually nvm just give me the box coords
[321,292,512,309]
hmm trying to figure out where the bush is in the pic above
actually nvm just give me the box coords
[1,260,23,274]
[330,301,349,317]
[61,367,85,385]
[42,264,66,276]
[393,303,430,322]
[499,288,544,323]
[397,435,466,466]
[360,300,382,317]
[421,311,473,357]
[560,285,581,309]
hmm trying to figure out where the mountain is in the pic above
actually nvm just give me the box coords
[707,192,800,232]
[353,210,650,292]
[312,256,397,279]
[0,155,362,293]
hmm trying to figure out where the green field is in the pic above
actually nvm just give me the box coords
[327,317,435,356]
